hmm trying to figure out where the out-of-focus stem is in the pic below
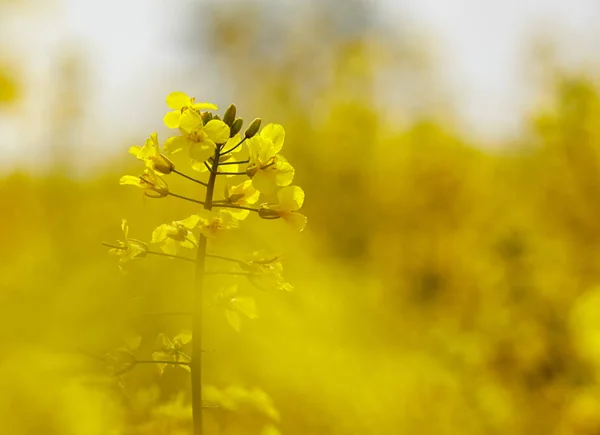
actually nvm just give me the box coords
[191,148,221,435]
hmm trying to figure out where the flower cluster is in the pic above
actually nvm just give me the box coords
[106,92,305,330]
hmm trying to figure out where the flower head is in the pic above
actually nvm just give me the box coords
[163,92,218,129]
[108,219,148,264]
[152,215,200,255]
[197,209,239,238]
[222,180,260,220]
[120,167,169,198]
[246,124,295,193]
[164,109,230,171]
[128,132,174,175]
[258,186,307,231]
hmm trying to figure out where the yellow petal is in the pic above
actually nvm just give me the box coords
[261,123,285,154]
[174,330,192,345]
[252,170,277,194]
[222,208,250,220]
[192,101,218,111]
[166,92,191,109]
[274,157,295,187]
[161,238,178,255]
[152,224,171,243]
[277,186,304,210]
[164,136,190,154]
[283,212,307,232]
[189,141,215,164]
[179,109,203,133]
[178,214,201,229]
[128,145,142,157]
[204,119,230,144]
[120,175,142,188]
[231,296,258,319]
[164,111,181,129]
[226,310,241,332]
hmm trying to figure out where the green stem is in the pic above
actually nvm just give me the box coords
[173,169,208,187]
[102,243,195,263]
[212,204,259,213]
[205,253,245,264]
[136,360,191,366]
[219,159,249,165]
[220,137,246,155]
[168,192,205,205]
[192,146,221,435]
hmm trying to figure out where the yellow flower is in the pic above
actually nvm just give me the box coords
[164,109,230,171]
[221,180,260,220]
[151,215,200,255]
[240,251,293,292]
[108,219,148,264]
[214,285,258,332]
[246,124,295,194]
[194,134,244,176]
[128,132,174,175]
[197,209,239,239]
[120,167,169,198]
[152,331,192,374]
[258,186,307,231]
[163,92,218,129]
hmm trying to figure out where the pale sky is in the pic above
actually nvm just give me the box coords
[1,0,599,172]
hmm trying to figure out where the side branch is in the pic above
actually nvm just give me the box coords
[216,171,246,176]
[212,204,259,213]
[136,360,191,366]
[173,169,208,187]
[219,159,249,166]
[168,192,205,205]
[102,243,196,263]
[220,137,246,156]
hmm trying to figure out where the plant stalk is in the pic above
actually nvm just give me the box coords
[191,152,220,435]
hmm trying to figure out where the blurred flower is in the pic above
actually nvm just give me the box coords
[221,180,260,220]
[246,124,295,193]
[163,92,218,129]
[108,219,148,264]
[197,209,239,239]
[164,109,230,171]
[128,132,174,175]
[103,335,142,376]
[152,331,192,374]
[258,186,307,231]
[120,167,169,198]
[214,285,258,332]
[151,215,200,255]
[240,251,293,292]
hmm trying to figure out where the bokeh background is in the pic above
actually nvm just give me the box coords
[3,0,600,434]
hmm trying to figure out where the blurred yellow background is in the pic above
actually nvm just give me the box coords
[3,0,600,434]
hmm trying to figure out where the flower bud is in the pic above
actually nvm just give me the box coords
[230,118,244,138]
[258,207,281,220]
[244,118,262,139]
[201,111,213,124]
[152,154,175,175]
[223,104,237,127]
[212,114,221,121]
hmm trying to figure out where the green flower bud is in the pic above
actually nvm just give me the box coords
[223,104,237,127]
[244,118,262,139]
[201,111,213,124]
[152,154,175,175]
[230,118,244,137]
[258,207,281,220]
[212,114,221,121]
